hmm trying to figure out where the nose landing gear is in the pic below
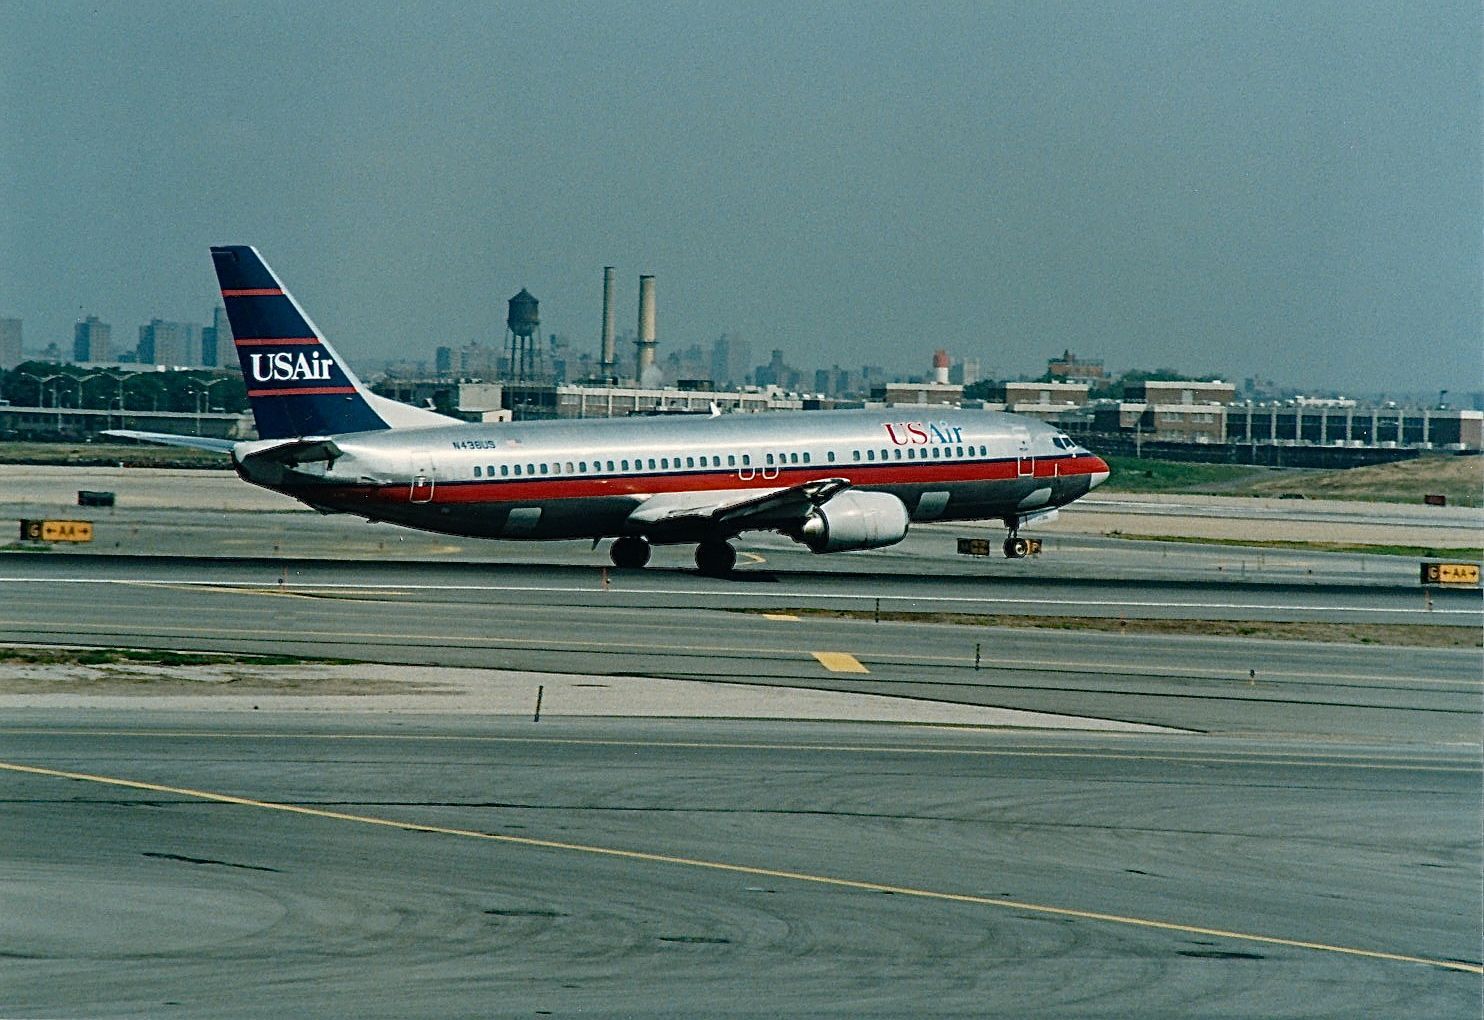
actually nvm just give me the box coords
[1003,535,1030,559]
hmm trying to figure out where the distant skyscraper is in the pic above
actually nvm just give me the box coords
[137,319,195,367]
[435,346,453,376]
[710,333,751,387]
[0,317,21,368]
[200,306,230,368]
[73,315,112,363]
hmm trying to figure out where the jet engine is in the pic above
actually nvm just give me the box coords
[797,491,910,553]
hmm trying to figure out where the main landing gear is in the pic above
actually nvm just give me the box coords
[694,540,737,577]
[609,535,651,569]
[609,535,737,576]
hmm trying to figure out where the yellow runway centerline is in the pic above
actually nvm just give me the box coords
[0,760,1476,975]
[812,651,870,673]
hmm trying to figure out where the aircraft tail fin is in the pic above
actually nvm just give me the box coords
[211,245,455,439]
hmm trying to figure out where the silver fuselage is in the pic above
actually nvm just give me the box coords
[233,407,1108,542]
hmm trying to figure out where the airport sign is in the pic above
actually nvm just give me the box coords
[1420,561,1481,586]
[18,519,94,543]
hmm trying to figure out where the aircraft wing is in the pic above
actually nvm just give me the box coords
[102,429,236,454]
[626,477,851,542]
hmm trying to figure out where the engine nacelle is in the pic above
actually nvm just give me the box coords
[798,491,910,553]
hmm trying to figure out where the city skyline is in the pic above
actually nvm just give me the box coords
[4,301,1475,408]
[4,2,1478,394]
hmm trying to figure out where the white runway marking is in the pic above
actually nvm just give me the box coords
[1,575,1477,618]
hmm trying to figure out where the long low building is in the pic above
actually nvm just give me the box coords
[0,404,251,441]
[1090,400,1481,451]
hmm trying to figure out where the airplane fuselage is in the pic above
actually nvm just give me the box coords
[235,407,1108,544]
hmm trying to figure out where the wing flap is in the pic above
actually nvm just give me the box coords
[626,478,850,541]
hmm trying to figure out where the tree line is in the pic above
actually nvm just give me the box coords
[0,362,249,415]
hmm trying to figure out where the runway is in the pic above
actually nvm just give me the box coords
[1,467,1480,1016]
[0,553,1478,740]
[1,715,1478,1017]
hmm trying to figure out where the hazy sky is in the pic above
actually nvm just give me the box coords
[3,1,1479,392]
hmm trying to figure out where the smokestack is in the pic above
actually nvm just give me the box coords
[599,266,616,379]
[933,349,950,385]
[635,274,657,381]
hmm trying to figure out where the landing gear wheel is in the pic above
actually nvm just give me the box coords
[1003,535,1029,559]
[610,535,651,569]
[695,540,737,577]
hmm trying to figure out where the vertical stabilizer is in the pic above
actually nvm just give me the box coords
[212,245,391,439]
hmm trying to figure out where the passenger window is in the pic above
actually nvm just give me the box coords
[473,466,482,478]
[787,452,797,464]
[728,454,736,467]
[513,464,522,476]
[648,458,656,469]
[713,456,721,467]
[956,446,964,456]
[566,462,575,473]
[826,451,835,463]
[552,463,561,475]
[802,452,811,464]
[540,463,549,475]
[742,454,750,466]
[766,453,775,465]
[867,449,876,461]
[852,450,860,462]
[686,457,694,468]
[607,460,615,471]
[894,448,903,460]
[501,465,509,477]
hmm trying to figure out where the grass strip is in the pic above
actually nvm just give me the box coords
[735,608,1481,649]
[0,646,354,667]
[1105,532,1483,560]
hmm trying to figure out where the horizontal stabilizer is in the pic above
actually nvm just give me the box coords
[236,437,343,467]
[102,429,236,453]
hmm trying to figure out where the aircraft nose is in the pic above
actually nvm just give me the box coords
[1087,455,1110,489]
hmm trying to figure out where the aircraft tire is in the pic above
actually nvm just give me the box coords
[1003,536,1029,559]
[694,540,737,577]
[610,535,651,569]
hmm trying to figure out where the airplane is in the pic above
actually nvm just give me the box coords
[110,245,1110,575]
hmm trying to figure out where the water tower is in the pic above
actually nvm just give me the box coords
[504,288,546,383]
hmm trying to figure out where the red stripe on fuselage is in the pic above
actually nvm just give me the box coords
[221,288,283,297]
[246,385,358,397]
[304,453,1108,506]
[234,337,320,346]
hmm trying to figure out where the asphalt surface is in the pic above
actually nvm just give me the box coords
[0,553,1479,741]
[1,716,1479,1018]
[1,468,1480,1016]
